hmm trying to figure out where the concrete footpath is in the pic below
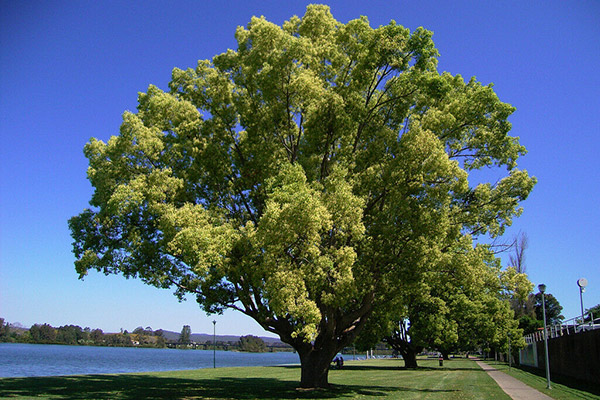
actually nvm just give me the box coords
[476,360,553,400]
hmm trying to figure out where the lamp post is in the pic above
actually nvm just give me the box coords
[577,278,588,328]
[508,332,512,371]
[212,320,216,369]
[538,284,551,389]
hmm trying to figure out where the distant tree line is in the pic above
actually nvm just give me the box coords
[0,319,166,348]
[0,319,293,353]
[173,325,286,352]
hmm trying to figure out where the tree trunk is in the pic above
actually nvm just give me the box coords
[441,350,450,360]
[241,291,374,389]
[386,338,420,368]
[297,346,337,388]
[400,347,419,368]
[383,322,421,369]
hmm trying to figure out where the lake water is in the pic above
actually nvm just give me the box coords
[0,343,300,378]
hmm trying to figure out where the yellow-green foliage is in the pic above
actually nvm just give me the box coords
[70,5,535,351]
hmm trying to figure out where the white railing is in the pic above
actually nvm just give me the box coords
[524,312,598,344]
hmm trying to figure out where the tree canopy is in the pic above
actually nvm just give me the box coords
[69,5,535,388]
[534,292,564,325]
[239,335,268,352]
[357,248,531,367]
[179,325,192,344]
[0,319,10,342]
[585,304,600,322]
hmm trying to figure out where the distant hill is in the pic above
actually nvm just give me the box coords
[159,330,288,346]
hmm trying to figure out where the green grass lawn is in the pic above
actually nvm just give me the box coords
[0,358,507,400]
[0,358,597,400]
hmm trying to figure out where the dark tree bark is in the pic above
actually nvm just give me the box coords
[290,319,364,388]
[243,292,375,388]
[383,320,422,368]
[398,345,419,368]
[297,346,338,388]
[441,349,450,360]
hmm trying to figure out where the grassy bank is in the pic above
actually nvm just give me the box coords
[482,360,600,400]
[0,358,597,399]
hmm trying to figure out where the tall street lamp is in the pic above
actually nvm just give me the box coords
[577,278,588,328]
[538,284,551,389]
[508,332,512,371]
[212,320,217,369]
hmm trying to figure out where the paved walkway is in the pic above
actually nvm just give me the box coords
[475,360,553,400]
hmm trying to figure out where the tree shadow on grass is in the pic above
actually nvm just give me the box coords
[0,372,459,399]
[324,364,485,372]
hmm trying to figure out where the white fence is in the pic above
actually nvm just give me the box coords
[523,313,598,344]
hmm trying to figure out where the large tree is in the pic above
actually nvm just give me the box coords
[69,5,535,388]
[358,244,530,367]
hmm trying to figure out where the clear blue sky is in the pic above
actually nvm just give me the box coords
[1,1,598,337]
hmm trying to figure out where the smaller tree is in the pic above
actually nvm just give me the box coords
[29,323,57,343]
[0,319,10,342]
[382,320,422,368]
[133,326,145,335]
[239,335,267,352]
[90,328,104,344]
[0,318,10,342]
[506,233,533,318]
[179,325,192,344]
[107,332,133,347]
[533,293,564,325]
[358,245,530,365]
[585,304,600,323]
[82,327,91,342]
[508,232,528,274]
[56,325,84,345]
[518,315,543,335]
[154,331,167,348]
[133,326,151,345]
